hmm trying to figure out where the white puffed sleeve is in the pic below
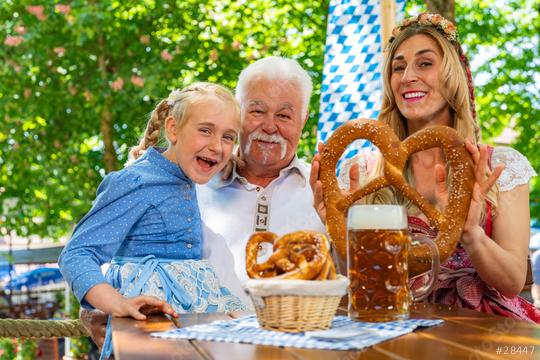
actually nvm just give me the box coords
[337,149,380,190]
[492,146,537,192]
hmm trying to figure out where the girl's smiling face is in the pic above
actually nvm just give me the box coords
[165,98,239,184]
[391,34,451,131]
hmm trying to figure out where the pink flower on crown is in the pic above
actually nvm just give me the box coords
[398,18,409,28]
[445,22,457,37]
[418,13,431,26]
[4,36,24,47]
[430,14,444,25]
[389,13,459,45]
[55,4,71,14]
[27,5,47,21]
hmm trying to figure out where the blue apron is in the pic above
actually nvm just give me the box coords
[99,255,246,359]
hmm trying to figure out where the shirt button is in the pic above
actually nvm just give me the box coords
[187,228,192,233]
[261,196,266,201]
[187,217,192,222]
[256,187,260,192]
[186,243,192,249]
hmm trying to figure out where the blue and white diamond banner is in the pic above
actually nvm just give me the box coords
[318,0,406,161]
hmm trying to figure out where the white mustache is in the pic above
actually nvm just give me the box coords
[244,131,287,160]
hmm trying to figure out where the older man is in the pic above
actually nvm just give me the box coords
[198,56,325,281]
[80,56,324,347]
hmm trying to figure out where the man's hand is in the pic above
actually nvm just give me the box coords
[309,143,327,224]
[310,142,361,224]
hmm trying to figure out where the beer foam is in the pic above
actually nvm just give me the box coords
[347,205,407,230]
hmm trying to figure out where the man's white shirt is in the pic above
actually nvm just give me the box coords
[197,156,326,292]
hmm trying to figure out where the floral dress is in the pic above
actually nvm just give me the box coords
[341,146,540,323]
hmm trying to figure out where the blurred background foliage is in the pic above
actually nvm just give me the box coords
[0,0,538,241]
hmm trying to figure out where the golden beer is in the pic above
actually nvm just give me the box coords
[347,229,410,321]
[347,205,411,322]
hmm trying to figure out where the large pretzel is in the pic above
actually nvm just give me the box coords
[246,231,336,280]
[320,119,475,276]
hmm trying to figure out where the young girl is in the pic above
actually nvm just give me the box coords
[59,82,246,358]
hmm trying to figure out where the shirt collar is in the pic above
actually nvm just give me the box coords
[208,155,306,189]
[137,147,191,183]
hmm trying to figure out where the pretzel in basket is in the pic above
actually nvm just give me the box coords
[246,231,337,280]
[319,119,475,276]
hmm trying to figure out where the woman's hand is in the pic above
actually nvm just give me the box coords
[433,140,504,245]
[460,139,504,246]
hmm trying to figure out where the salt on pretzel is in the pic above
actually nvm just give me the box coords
[245,231,337,280]
[319,119,475,276]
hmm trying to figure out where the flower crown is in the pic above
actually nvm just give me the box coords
[388,13,459,45]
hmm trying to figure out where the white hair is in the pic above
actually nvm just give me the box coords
[235,56,313,118]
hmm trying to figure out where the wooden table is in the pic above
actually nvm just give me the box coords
[112,303,540,360]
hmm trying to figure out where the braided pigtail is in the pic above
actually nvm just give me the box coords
[129,100,170,160]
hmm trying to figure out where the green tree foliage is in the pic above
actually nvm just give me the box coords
[0,0,328,238]
[1,0,537,242]
[456,0,540,220]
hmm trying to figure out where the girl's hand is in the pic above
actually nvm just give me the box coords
[461,139,504,246]
[112,295,178,320]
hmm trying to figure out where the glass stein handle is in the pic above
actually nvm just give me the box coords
[409,233,440,301]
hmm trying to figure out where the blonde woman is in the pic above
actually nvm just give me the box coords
[311,14,539,322]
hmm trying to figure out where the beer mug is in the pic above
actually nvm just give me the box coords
[347,205,440,322]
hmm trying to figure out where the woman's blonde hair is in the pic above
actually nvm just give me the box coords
[358,18,498,222]
[129,82,240,160]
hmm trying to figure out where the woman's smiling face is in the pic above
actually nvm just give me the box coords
[391,34,451,130]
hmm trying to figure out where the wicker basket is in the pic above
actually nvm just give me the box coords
[243,275,349,332]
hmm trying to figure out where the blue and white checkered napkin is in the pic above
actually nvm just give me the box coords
[151,315,443,350]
